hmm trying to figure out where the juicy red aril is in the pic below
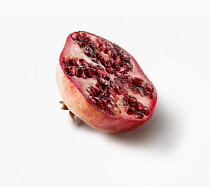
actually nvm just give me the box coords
[115,71,123,77]
[134,102,143,111]
[123,94,129,100]
[139,88,145,97]
[114,87,121,95]
[145,91,153,99]
[97,77,109,88]
[121,89,128,95]
[85,69,93,78]
[93,97,102,105]
[133,113,144,119]
[61,31,155,118]
[128,96,137,104]
[107,87,115,94]
[132,77,142,86]
[145,83,154,92]
[101,95,107,102]
[106,67,114,74]
[109,94,117,103]
[96,69,107,77]
[139,106,150,116]
[127,107,136,115]
[143,107,150,116]
[88,96,96,105]
[77,69,84,78]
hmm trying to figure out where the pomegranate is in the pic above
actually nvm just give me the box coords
[56,31,157,133]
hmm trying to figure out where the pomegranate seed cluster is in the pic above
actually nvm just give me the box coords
[61,32,154,119]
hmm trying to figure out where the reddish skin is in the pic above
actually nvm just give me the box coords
[56,31,157,133]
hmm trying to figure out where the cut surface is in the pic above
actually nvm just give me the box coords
[59,31,157,122]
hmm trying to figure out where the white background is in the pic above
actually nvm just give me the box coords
[0,17,210,187]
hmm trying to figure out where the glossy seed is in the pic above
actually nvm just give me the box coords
[114,87,121,95]
[145,83,154,92]
[143,107,150,116]
[127,107,136,115]
[139,88,145,97]
[85,69,93,78]
[145,91,153,99]
[93,97,102,105]
[97,77,109,88]
[128,96,137,104]
[132,77,142,86]
[133,113,144,119]
[96,69,107,77]
[101,96,107,103]
[107,87,115,94]
[88,96,96,104]
[134,102,143,111]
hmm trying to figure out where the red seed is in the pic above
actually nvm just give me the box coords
[75,60,81,66]
[133,113,144,119]
[96,83,101,88]
[145,83,154,92]
[86,88,94,96]
[139,106,150,116]
[85,69,93,78]
[115,71,123,77]
[96,69,107,77]
[106,67,114,74]
[118,67,127,72]
[115,56,121,64]
[93,97,102,105]
[110,81,116,89]
[143,107,150,116]
[93,86,101,93]
[132,77,142,86]
[104,48,109,54]
[109,94,117,102]
[121,89,128,95]
[114,79,123,87]
[101,96,107,103]
[127,107,136,115]
[80,59,89,67]
[108,87,115,94]
[74,67,79,76]
[139,88,145,97]
[97,38,103,47]
[145,91,153,99]
[134,102,143,111]
[102,60,111,67]
[130,87,137,94]
[97,77,109,88]
[88,96,96,104]
[122,81,129,88]
[129,103,137,108]
[80,70,87,79]
[114,87,121,95]
[140,80,146,88]
[124,94,129,100]
[128,96,137,104]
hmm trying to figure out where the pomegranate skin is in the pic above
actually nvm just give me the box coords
[56,31,157,133]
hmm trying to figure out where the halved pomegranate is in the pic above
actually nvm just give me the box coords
[56,31,157,133]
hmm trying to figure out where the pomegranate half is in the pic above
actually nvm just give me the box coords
[56,31,157,133]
